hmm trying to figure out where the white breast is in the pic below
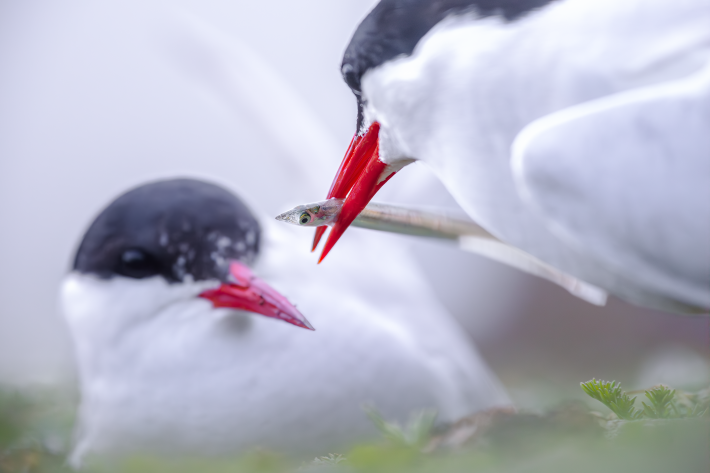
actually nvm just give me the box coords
[62,220,509,463]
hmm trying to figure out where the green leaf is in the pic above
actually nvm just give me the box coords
[580,379,641,420]
[641,386,676,419]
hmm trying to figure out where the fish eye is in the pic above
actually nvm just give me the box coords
[116,248,161,279]
[299,212,311,225]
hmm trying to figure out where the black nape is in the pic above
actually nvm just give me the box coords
[342,0,556,130]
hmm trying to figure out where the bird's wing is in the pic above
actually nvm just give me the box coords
[352,201,607,305]
[511,63,710,309]
[458,236,607,306]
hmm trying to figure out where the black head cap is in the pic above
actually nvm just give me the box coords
[73,179,261,283]
[342,0,554,131]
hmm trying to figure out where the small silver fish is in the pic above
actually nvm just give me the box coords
[275,199,344,227]
[277,199,493,239]
[275,200,608,306]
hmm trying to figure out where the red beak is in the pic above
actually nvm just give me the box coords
[199,261,314,330]
[312,122,399,262]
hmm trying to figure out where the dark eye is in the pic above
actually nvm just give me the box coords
[116,249,160,279]
[299,212,311,225]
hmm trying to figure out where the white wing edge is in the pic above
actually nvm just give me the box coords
[458,236,608,306]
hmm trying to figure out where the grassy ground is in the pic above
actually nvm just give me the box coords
[1,382,708,473]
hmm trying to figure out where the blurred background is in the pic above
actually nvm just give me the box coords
[0,0,708,410]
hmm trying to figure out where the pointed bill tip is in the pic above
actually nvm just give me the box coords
[318,224,343,263]
[300,317,316,331]
[200,261,316,331]
[312,226,327,252]
[313,122,384,261]
[278,305,316,331]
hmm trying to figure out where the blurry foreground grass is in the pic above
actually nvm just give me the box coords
[0,388,74,473]
[1,383,708,473]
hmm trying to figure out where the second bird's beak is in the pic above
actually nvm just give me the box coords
[312,122,403,263]
[199,261,314,330]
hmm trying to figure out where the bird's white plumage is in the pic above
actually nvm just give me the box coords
[512,62,710,311]
[361,0,710,312]
[48,7,511,464]
[62,220,509,464]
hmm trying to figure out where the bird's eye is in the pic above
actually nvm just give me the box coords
[116,249,160,279]
[299,212,311,225]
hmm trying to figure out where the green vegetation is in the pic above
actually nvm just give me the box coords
[0,389,74,473]
[580,379,641,420]
[1,383,708,473]
[581,379,709,420]
[362,405,436,448]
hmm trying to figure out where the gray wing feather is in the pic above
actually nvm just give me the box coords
[512,64,710,309]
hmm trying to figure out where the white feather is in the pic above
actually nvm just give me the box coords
[361,0,710,312]
[62,220,510,464]
[512,62,710,310]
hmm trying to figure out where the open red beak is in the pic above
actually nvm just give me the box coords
[312,122,399,263]
[199,261,314,330]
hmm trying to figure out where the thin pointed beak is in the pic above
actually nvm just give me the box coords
[311,226,327,252]
[311,132,365,251]
[199,261,314,330]
[315,122,400,263]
